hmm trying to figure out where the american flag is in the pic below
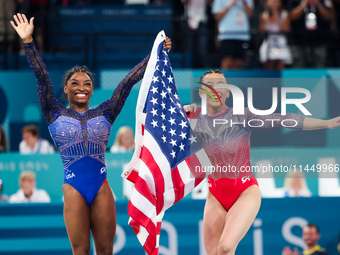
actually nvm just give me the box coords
[122,31,210,255]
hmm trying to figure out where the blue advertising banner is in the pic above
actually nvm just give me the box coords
[0,198,339,255]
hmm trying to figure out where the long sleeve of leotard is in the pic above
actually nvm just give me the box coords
[239,108,305,130]
[25,41,64,125]
[100,54,150,124]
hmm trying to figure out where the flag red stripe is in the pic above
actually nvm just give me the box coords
[127,169,139,183]
[139,146,165,215]
[142,124,145,135]
[134,175,157,206]
[171,167,185,204]
[157,221,162,235]
[144,235,157,255]
[128,202,157,236]
[128,218,140,235]
[151,247,159,255]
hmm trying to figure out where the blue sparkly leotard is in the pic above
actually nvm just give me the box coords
[25,41,149,206]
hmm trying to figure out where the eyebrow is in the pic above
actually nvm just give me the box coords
[71,79,92,82]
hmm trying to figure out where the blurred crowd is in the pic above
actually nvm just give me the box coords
[177,0,340,69]
[0,0,340,69]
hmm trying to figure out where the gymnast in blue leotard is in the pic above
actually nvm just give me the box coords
[11,13,172,255]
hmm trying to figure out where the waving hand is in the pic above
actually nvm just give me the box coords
[10,13,34,43]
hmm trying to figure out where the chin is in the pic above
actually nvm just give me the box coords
[73,98,90,105]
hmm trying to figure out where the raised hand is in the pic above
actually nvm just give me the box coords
[163,36,172,52]
[183,103,198,113]
[10,13,34,43]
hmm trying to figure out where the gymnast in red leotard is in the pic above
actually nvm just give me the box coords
[184,70,340,255]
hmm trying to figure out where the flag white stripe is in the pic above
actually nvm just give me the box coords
[130,189,157,226]
[177,162,195,197]
[144,130,176,210]
[196,148,211,177]
[139,160,156,197]
[136,225,149,246]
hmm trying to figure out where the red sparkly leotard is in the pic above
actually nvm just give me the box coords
[192,106,304,210]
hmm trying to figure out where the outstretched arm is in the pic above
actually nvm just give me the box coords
[303,116,340,130]
[10,14,63,125]
[101,37,172,124]
[244,109,340,130]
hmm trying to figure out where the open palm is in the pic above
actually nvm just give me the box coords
[10,14,34,42]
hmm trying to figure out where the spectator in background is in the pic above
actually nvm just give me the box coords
[283,224,328,255]
[327,0,340,66]
[0,0,16,52]
[259,0,292,69]
[182,0,209,68]
[288,0,331,67]
[110,126,135,153]
[283,171,312,197]
[0,179,9,202]
[19,124,54,154]
[9,171,51,203]
[212,0,254,69]
[0,126,7,152]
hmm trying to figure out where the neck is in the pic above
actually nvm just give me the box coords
[24,190,33,199]
[68,103,90,113]
[306,244,318,251]
[208,105,227,114]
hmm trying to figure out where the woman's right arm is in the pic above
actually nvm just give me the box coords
[11,14,63,124]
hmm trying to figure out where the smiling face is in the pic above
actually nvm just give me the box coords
[199,73,229,113]
[64,72,93,110]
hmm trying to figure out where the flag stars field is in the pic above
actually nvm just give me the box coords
[179,131,187,139]
[152,75,159,83]
[169,128,176,136]
[150,97,158,105]
[168,106,176,114]
[151,119,158,128]
[150,108,158,116]
[167,75,173,83]
[150,86,158,94]
[179,120,187,129]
